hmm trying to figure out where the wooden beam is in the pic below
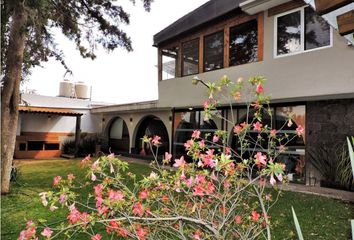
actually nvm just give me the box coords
[315,0,353,15]
[337,10,354,36]
[198,36,204,74]
[268,0,306,17]
[158,48,162,82]
[74,116,81,157]
[257,12,264,62]
[223,27,230,68]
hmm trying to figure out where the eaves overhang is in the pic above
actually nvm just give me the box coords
[91,101,170,114]
[240,0,292,14]
[153,0,240,47]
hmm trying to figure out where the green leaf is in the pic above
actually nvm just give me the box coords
[292,206,304,240]
[347,137,354,176]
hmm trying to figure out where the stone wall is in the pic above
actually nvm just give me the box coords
[306,99,354,185]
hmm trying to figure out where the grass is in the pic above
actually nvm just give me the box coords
[1,159,353,240]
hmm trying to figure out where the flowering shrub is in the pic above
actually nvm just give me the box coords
[19,76,303,239]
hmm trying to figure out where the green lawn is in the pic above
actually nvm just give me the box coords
[1,159,353,240]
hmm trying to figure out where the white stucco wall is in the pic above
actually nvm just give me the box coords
[20,109,101,134]
[157,10,354,108]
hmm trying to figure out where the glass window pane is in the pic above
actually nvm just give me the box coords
[229,20,258,66]
[305,7,330,50]
[162,47,178,80]
[204,31,224,71]
[277,11,301,55]
[182,40,199,76]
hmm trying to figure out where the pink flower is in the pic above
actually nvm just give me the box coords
[133,202,144,217]
[108,153,115,159]
[270,174,276,185]
[108,189,124,202]
[251,210,261,221]
[287,119,293,127]
[198,140,206,148]
[193,230,202,240]
[81,154,91,165]
[256,83,264,94]
[164,152,172,163]
[173,156,186,168]
[91,172,97,181]
[253,121,263,131]
[96,196,103,208]
[205,182,215,195]
[53,176,61,186]
[67,173,75,181]
[59,193,66,204]
[195,175,206,184]
[296,125,304,136]
[192,130,201,139]
[184,139,194,149]
[235,215,242,224]
[139,189,149,200]
[277,173,283,182]
[68,207,81,224]
[279,145,286,153]
[91,233,102,240]
[148,171,158,180]
[233,125,242,134]
[39,192,48,206]
[270,129,277,137]
[152,135,161,145]
[186,177,194,187]
[94,184,104,196]
[203,100,210,109]
[136,225,148,240]
[41,227,53,238]
[212,135,219,143]
[193,184,204,196]
[254,152,267,167]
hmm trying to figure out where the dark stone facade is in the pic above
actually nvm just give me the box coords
[306,98,354,184]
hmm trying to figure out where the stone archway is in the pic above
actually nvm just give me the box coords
[108,117,130,153]
[134,115,169,156]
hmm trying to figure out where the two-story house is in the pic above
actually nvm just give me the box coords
[91,0,354,186]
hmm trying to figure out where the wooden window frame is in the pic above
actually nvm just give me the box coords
[157,12,264,80]
[181,38,200,77]
[203,30,225,72]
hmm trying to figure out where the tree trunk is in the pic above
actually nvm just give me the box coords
[1,2,27,194]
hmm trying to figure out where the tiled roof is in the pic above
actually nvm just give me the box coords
[19,106,83,116]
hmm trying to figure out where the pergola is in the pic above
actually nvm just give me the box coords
[19,106,83,157]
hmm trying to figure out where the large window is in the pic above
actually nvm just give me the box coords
[229,20,258,66]
[182,39,199,76]
[203,31,224,72]
[275,6,331,57]
[162,47,178,80]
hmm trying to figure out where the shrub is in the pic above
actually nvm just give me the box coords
[19,76,303,240]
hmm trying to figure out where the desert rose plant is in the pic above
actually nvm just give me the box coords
[19,76,304,240]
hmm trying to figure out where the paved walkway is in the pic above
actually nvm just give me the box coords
[118,155,354,203]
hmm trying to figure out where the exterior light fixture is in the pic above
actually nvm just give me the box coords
[130,117,133,123]
[191,76,208,88]
[188,107,193,111]
[102,117,105,122]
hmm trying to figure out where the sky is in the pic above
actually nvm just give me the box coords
[22,0,209,104]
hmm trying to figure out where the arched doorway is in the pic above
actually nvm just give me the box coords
[108,117,130,153]
[134,116,169,156]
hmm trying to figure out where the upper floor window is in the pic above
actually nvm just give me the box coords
[229,20,258,66]
[182,39,199,76]
[275,6,331,57]
[162,47,178,80]
[204,31,224,72]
